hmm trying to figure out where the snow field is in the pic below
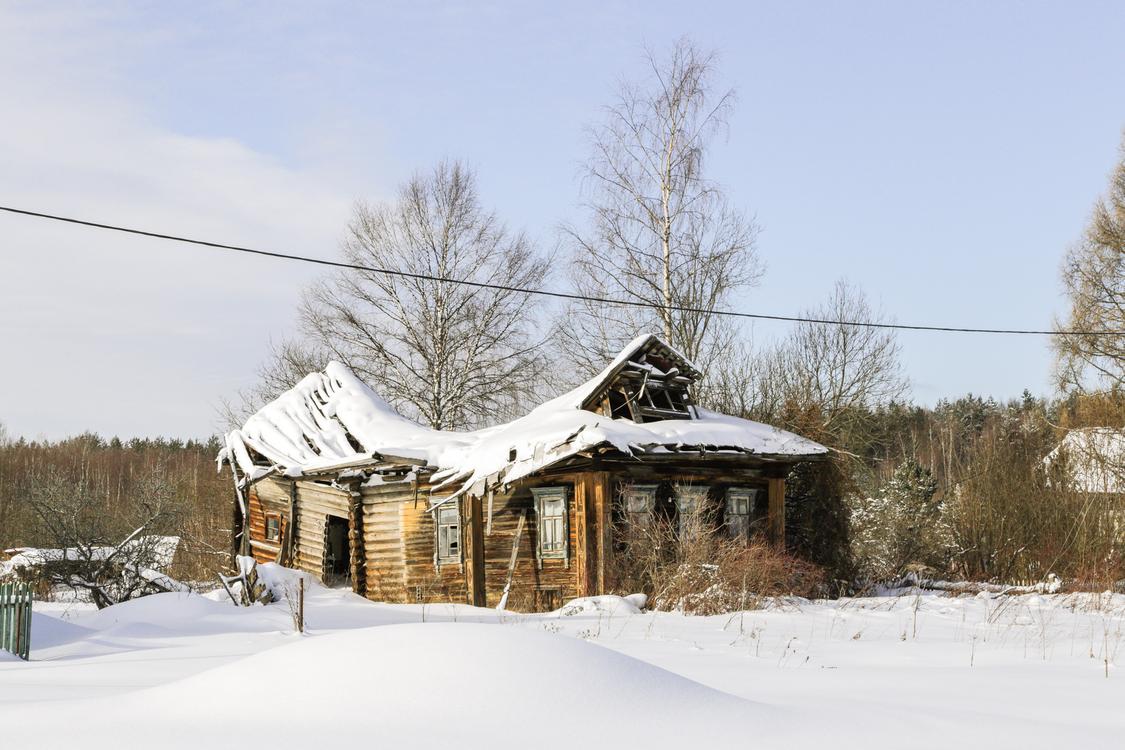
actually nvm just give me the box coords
[2,578,1124,749]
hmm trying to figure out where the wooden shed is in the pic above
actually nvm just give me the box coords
[220,334,828,611]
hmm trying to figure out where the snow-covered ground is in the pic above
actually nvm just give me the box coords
[3,574,1124,749]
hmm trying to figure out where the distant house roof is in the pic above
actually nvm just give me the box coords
[219,334,828,499]
[1044,428,1125,494]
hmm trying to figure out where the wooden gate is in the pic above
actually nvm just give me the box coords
[0,582,32,660]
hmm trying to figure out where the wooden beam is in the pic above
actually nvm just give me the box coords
[767,477,786,548]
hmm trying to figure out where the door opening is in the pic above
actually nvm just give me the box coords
[324,515,350,585]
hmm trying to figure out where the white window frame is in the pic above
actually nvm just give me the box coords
[531,486,569,563]
[435,500,462,566]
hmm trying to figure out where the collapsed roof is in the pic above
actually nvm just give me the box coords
[220,334,828,499]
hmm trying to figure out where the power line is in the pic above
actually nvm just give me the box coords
[0,204,1103,337]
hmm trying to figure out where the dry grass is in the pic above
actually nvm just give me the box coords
[611,515,825,615]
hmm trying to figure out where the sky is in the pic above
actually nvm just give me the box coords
[1,1,1123,440]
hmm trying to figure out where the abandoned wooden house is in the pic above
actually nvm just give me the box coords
[219,334,828,611]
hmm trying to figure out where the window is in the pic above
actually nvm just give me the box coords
[622,484,658,525]
[436,501,461,564]
[675,485,709,538]
[725,487,754,540]
[531,487,568,561]
[265,515,281,542]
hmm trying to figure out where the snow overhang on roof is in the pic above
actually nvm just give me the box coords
[219,334,829,500]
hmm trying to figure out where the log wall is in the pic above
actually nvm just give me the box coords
[247,463,790,612]
[246,482,287,565]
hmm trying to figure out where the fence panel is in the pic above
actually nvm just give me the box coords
[0,582,32,660]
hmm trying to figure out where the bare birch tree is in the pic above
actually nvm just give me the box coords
[557,39,761,377]
[772,280,908,435]
[299,161,550,430]
[1054,135,1125,395]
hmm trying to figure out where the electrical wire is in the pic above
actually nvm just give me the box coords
[0,204,1106,336]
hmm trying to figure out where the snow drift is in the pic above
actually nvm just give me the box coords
[6,622,767,749]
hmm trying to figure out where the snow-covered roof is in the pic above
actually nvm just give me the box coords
[220,334,828,499]
[1044,428,1125,494]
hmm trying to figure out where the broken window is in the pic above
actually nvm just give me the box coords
[532,486,568,561]
[622,483,658,526]
[265,515,281,542]
[436,501,461,565]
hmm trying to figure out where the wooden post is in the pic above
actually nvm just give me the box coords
[283,481,297,567]
[297,577,305,633]
[767,476,786,548]
[594,472,610,595]
[465,494,486,607]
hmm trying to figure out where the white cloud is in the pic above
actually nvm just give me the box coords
[0,5,366,439]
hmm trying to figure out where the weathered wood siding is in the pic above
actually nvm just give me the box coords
[292,481,350,578]
[477,479,581,610]
[246,482,289,565]
[249,463,787,612]
[359,481,411,602]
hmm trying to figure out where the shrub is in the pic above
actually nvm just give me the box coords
[611,513,825,615]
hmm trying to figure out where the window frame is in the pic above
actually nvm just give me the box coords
[621,483,659,530]
[265,514,281,542]
[675,484,710,538]
[435,500,462,566]
[531,486,569,563]
[725,486,759,540]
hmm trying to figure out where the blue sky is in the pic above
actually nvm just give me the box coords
[1,1,1123,439]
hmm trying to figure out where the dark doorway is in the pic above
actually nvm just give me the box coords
[324,515,350,585]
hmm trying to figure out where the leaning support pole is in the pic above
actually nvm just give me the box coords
[497,510,527,611]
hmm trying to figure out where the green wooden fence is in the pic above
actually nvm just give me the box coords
[0,582,32,660]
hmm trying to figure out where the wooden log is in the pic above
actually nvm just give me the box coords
[348,484,367,596]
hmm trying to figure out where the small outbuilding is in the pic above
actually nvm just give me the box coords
[1044,427,1125,497]
[219,334,828,610]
